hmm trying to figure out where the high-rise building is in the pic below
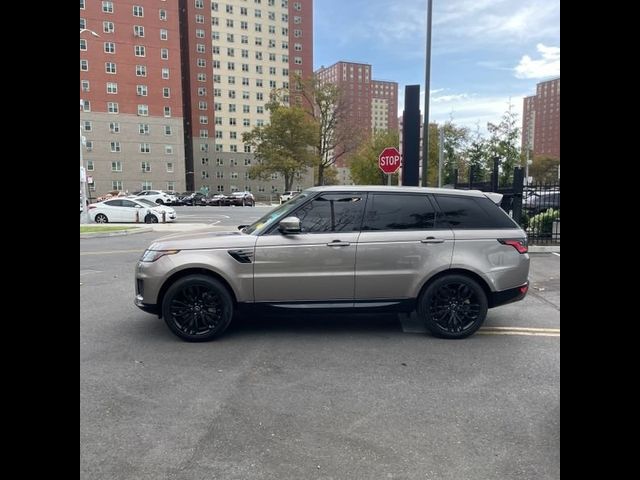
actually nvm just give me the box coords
[521,77,560,160]
[80,0,314,199]
[80,0,186,197]
[315,61,398,184]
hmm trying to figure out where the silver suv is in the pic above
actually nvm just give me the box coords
[135,186,529,341]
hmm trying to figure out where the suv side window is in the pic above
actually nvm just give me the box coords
[293,193,365,232]
[434,195,515,229]
[362,193,436,230]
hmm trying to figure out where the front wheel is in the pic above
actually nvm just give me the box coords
[144,214,158,224]
[417,274,488,339]
[161,275,233,341]
[94,214,108,223]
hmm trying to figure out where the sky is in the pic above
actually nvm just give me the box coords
[313,0,560,134]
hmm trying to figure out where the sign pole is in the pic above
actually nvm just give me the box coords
[388,174,391,186]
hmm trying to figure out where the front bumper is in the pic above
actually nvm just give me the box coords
[134,294,160,315]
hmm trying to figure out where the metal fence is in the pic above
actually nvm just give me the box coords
[453,162,560,245]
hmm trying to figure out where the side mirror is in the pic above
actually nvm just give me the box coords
[278,216,301,234]
[135,205,144,208]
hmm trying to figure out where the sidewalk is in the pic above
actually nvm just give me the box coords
[80,223,232,238]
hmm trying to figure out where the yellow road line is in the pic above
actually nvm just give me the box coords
[477,330,559,337]
[81,249,142,256]
[480,326,560,333]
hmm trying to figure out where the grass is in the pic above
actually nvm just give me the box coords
[80,225,139,233]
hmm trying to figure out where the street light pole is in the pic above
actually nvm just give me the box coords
[421,0,433,187]
[80,28,100,224]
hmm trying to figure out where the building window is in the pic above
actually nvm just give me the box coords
[107,102,119,113]
[200,129,209,138]
[201,144,209,152]
[81,80,90,92]
[160,29,168,40]
[241,35,248,44]
[195,0,204,8]
[226,4,233,13]
[199,116,208,124]
[105,62,116,74]
[196,29,205,38]
[136,85,148,96]
[135,45,145,57]
[103,42,115,54]
[227,19,234,28]
[167,181,175,192]
[166,162,174,172]
[133,25,144,37]
[159,9,167,20]
[163,87,170,98]
[80,39,87,51]
[164,107,172,117]
[137,104,149,116]
[215,117,223,125]
[164,125,172,135]
[133,5,143,17]
[103,21,114,33]
[215,131,223,139]
[196,14,205,23]
[83,120,92,132]
[161,48,169,59]
[197,58,206,68]
[82,100,91,112]
[102,1,113,13]
[87,160,94,172]
[139,123,149,134]
[141,161,151,172]
[198,87,207,96]
[140,143,151,154]
[136,65,147,77]
[196,44,205,54]
[142,181,152,191]
[294,29,302,38]
[111,161,122,170]
[80,59,89,71]
[112,181,123,191]
[109,122,120,133]
[162,68,170,79]
[111,141,122,153]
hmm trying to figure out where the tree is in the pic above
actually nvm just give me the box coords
[464,122,490,182]
[242,99,318,191]
[299,76,364,186]
[441,121,470,185]
[350,130,400,185]
[486,102,522,186]
[529,156,560,183]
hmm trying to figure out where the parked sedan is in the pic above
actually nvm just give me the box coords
[89,198,177,223]
[131,190,178,205]
[224,191,255,206]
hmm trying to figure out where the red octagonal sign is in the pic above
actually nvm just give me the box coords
[378,147,402,174]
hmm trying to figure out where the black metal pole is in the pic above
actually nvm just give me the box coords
[421,0,433,187]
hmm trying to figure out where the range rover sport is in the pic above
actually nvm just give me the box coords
[135,186,529,341]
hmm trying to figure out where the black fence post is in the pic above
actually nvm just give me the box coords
[491,157,500,192]
[511,167,524,224]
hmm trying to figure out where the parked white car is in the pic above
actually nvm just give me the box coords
[130,190,178,205]
[89,198,177,223]
[279,191,300,204]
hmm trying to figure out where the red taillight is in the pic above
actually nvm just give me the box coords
[498,238,528,254]
[519,284,529,294]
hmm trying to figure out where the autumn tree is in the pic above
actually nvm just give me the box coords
[242,99,318,191]
[299,76,364,186]
[349,130,400,185]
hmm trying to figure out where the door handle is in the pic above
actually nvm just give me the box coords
[421,237,444,244]
[326,240,351,247]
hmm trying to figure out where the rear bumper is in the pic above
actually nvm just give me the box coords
[489,282,529,308]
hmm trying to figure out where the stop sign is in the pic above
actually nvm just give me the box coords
[378,147,402,174]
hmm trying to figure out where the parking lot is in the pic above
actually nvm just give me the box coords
[80,219,559,480]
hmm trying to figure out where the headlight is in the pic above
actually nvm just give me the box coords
[140,249,180,262]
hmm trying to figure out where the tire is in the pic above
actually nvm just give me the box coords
[144,214,158,224]
[95,214,108,223]
[417,274,488,339]
[156,199,164,205]
[161,275,233,342]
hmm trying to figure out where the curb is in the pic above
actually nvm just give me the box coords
[80,226,153,239]
[529,245,560,253]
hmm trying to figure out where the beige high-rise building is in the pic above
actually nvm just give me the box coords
[80,0,315,200]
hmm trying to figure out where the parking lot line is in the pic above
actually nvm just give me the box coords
[481,326,559,333]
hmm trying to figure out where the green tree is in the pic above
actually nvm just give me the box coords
[442,121,470,185]
[242,99,318,191]
[350,130,400,185]
[299,76,364,185]
[464,122,490,182]
[529,156,560,183]
[486,103,522,186]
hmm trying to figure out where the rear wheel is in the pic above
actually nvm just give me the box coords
[162,275,233,341]
[144,214,158,224]
[95,214,108,223]
[156,199,164,205]
[417,274,488,339]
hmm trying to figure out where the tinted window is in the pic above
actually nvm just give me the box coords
[434,195,515,229]
[362,194,436,231]
[294,194,365,233]
[121,199,140,208]
[104,199,123,207]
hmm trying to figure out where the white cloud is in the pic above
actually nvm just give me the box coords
[514,43,560,79]
[433,93,469,103]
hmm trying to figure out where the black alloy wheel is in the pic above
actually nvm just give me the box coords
[418,274,488,339]
[162,275,233,341]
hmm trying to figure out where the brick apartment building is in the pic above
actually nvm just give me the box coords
[80,0,314,200]
[521,77,560,160]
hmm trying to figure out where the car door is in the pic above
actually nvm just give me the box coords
[354,193,454,301]
[253,192,366,303]
[120,199,146,222]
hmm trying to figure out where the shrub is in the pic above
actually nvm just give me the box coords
[528,208,560,236]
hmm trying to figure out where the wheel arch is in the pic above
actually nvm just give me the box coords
[417,268,493,307]
[156,268,238,317]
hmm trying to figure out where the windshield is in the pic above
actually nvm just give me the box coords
[136,198,158,207]
[243,192,311,235]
